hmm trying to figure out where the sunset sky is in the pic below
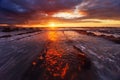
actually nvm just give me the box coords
[0,0,120,27]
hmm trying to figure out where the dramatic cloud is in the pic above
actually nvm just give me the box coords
[0,0,83,24]
[76,0,120,19]
[0,0,82,13]
[0,0,120,25]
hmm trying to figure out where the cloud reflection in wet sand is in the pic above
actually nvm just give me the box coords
[22,31,97,80]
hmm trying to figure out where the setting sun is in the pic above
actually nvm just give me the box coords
[49,22,56,28]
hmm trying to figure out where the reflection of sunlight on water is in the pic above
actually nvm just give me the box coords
[48,31,58,41]
[22,32,94,80]
[45,47,69,79]
[46,49,62,58]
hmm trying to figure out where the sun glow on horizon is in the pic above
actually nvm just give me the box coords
[3,18,120,28]
[48,22,57,28]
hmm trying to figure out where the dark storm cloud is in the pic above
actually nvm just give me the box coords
[78,0,120,19]
[0,0,82,13]
[0,0,28,13]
